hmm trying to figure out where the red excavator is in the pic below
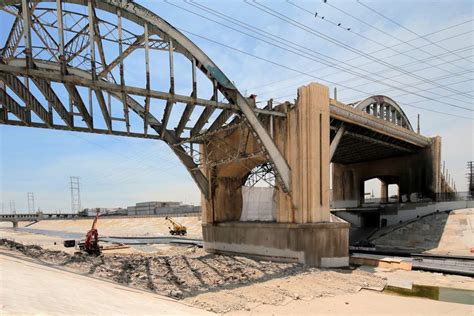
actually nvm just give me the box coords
[64,208,101,255]
[83,209,101,255]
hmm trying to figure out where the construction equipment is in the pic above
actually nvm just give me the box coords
[165,216,187,236]
[63,209,101,255]
[82,209,101,255]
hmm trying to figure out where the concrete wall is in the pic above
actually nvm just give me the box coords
[332,136,441,207]
[203,221,349,267]
[334,200,474,230]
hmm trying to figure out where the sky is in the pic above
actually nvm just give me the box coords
[0,0,473,213]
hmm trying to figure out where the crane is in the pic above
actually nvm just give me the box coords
[165,216,187,236]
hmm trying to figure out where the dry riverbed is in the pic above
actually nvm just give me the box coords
[0,238,386,313]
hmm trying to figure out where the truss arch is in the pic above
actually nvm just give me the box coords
[0,0,291,197]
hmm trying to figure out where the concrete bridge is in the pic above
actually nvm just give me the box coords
[0,212,79,227]
[0,0,454,266]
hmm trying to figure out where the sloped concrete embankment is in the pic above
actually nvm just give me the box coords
[371,208,473,255]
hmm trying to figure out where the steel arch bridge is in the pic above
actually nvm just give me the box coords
[0,0,291,198]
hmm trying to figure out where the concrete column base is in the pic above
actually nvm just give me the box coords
[202,221,350,267]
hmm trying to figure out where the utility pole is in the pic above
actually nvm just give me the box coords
[27,192,35,214]
[417,114,420,134]
[70,176,81,213]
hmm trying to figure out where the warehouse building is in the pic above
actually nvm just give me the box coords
[126,201,200,216]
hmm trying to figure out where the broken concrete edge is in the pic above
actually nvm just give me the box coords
[202,221,350,268]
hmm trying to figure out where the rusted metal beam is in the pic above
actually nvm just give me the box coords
[64,83,93,130]
[0,87,30,124]
[2,73,51,126]
[117,8,130,133]
[1,16,23,61]
[31,77,73,127]
[207,109,232,133]
[143,22,150,136]
[190,96,216,137]
[175,58,197,137]
[0,61,285,117]
[0,118,161,139]
[64,23,89,63]
[98,34,145,78]
[94,89,112,132]
[161,39,175,136]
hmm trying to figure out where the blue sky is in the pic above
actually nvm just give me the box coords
[1,0,473,212]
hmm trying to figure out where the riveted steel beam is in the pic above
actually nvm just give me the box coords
[2,73,51,126]
[64,83,93,130]
[0,62,285,117]
[31,77,73,127]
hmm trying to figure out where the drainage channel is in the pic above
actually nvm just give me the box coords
[384,284,474,305]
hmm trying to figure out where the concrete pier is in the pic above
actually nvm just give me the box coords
[201,83,349,267]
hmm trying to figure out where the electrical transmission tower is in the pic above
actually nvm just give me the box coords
[27,192,35,214]
[468,161,474,196]
[70,176,82,213]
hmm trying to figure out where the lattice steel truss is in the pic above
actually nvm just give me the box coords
[0,0,291,198]
[244,163,276,188]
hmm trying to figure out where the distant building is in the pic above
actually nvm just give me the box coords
[79,208,127,217]
[126,201,200,216]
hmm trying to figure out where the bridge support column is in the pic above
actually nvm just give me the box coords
[202,83,349,267]
[381,181,388,202]
[12,221,18,228]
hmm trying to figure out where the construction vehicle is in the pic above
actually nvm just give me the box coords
[165,216,187,236]
[82,209,101,255]
[64,208,101,255]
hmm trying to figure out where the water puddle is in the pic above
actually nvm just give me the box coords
[384,284,474,305]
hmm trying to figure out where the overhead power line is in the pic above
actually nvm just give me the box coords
[245,0,474,101]
[257,51,474,99]
[178,27,473,120]
[320,0,474,70]
[243,20,474,91]
[356,0,473,66]
[288,0,472,81]
[173,0,473,111]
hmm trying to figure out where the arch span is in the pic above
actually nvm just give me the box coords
[0,0,291,196]
[353,95,413,131]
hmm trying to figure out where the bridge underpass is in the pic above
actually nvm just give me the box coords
[0,0,456,267]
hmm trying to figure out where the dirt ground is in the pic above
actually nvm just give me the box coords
[0,215,203,238]
[0,238,387,313]
[1,215,473,314]
[3,248,472,316]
